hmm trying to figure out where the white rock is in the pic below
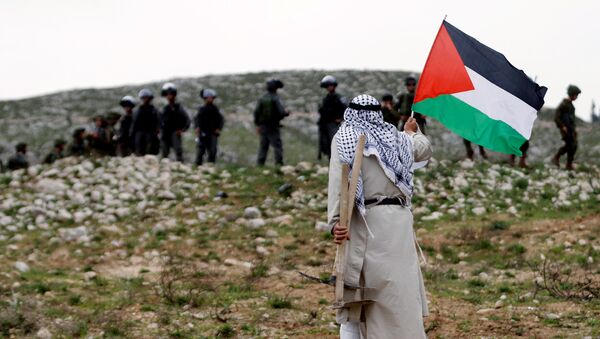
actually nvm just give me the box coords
[422,211,443,221]
[36,327,52,339]
[57,209,73,221]
[472,207,486,216]
[494,300,504,308]
[545,313,560,320]
[256,246,269,256]
[84,271,97,281]
[243,207,262,219]
[280,165,296,175]
[15,261,30,273]
[246,218,266,229]
[158,190,176,200]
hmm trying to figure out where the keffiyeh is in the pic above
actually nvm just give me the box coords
[335,94,414,215]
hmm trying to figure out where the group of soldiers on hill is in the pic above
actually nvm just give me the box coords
[0,76,583,171]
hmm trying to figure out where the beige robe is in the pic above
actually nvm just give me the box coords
[327,131,432,339]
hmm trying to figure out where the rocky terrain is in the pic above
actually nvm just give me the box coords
[0,156,598,337]
[1,70,599,166]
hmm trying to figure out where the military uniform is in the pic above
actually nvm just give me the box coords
[43,149,64,164]
[130,103,160,156]
[194,102,224,165]
[159,103,190,162]
[463,138,487,160]
[254,92,288,165]
[381,106,401,127]
[7,153,28,171]
[117,113,134,156]
[318,93,346,159]
[554,98,578,167]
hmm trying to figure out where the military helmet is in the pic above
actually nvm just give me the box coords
[381,93,394,102]
[138,88,154,99]
[200,88,217,99]
[15,142,27,153]
[73,128,86,138]
[405,76,417,86]
[161,82,177,96]
[567,85,581,96]
[320,75,338,88]
[266,79,284,91]
[54,139,67,148]
[119,95,137,108]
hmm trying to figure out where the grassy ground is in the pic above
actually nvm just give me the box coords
[0,161,598,338]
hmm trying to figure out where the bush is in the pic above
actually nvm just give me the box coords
[268,295,292,309]
[216,324,235,337]
[490,220,510,231]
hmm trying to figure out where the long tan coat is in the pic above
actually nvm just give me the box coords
[327,131,432,338]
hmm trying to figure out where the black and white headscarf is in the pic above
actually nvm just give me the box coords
[335,94,414,215]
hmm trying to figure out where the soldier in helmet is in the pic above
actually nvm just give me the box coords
[194,89,224,165]
[105,112,121,156]
[159,83,190,162]
[130,89,160,156]
[7,143,29,171]
[509,141,529,168]
[117,95,136,156]
[43,139,66,164]
[553,85,581,170]
[317,75,347,160]
[395,76,427,133]
[381,93,400,127]
[254,79,289,166]
[68,128,87,156]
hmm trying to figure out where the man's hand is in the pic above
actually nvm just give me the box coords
[215,129,221,136]
[176,130,183,136]
[256,127,262,134]
[332,222,349,244]
[404,117,418,134]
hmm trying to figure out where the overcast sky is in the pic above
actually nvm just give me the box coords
[1,0,598,119]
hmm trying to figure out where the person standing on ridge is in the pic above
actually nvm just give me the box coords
[553,85,581,170]
[159,83,190,162]
[130,89,160,156]
[381,93,400,127]
[117,95,136,156]
[43,139,66,164]
[194,88,224,165]
[318,75,347,160]
[7,143,29,171]
[254,79,289,166]
[396,76,426,133]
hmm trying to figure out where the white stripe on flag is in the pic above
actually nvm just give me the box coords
[452,67,538,139]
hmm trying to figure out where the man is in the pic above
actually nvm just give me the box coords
[381,93,400,127]
[88,115,111,156]
[68,128,87,156]
[553,85,581,170]
[159,83,190,162]
[43,139,66,164]
[105,112,121,156]
[463,138,488,161]
[395,76,426,133]
[317,75,347,160]
[509,141,529,168]
[130,89,160,156]
[117,95,136,156]
[194,89,224,165]
[254,79,289,166]
[7,143,29,171]
[329,95,432,338]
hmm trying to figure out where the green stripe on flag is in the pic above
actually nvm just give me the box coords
[413,94,527,156]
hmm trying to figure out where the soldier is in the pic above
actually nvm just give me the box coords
[130,89,160,156]
[463,139,488,160]
[117,96,136,156]
[254,79,289,166]
[317,75,347,159]
[553,85,581,170]
[105,112,121,156]
[381,93,400,127]
[88,115,111,156]
[395,76,427,133]
[509,141,529,168]
[159,83,190,162]
[194,89,224,165]
[43,139,66,164]
[68,128,87,156]
[7,143,29,171]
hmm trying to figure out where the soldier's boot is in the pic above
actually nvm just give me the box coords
[519,155,528,169]
[509,154,516,166]
[466,148,474,161]
[479,146,488,159]
[566,161,575,171]
[552,153,560,167]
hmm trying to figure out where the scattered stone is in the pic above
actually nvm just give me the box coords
[472,207,486,216]
[545,313,560,320]
[15,261,30,273]
[243,207,262,219]
[494,300,504,308]
[246,218,266,229]
[476,308,495,315]
[36,327,52,339]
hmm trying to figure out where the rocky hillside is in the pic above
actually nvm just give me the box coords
[0,156,598,337]
[1,70,599,165]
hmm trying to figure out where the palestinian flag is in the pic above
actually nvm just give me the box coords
[413,20,547,155]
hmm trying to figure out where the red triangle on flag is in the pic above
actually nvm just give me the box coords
[414,23,474,103]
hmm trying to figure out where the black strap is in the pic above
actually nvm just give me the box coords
[348,102,381,111]
[364,197,405,206]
